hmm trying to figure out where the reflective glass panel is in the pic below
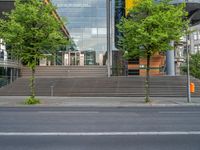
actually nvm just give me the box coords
[51,0,107,65]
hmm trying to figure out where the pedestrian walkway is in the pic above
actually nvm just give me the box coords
[0,96,199,107]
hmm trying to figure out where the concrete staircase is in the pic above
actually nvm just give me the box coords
[21,66,108,78]
[0,76,200,97]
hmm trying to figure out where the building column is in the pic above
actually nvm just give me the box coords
[166,41,175,76]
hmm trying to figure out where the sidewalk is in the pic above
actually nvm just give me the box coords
[0,96,199,107]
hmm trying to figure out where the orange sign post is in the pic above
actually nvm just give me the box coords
[190,83,195,93]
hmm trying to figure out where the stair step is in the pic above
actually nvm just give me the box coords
[21,66,108,78]
[0,76,200,97]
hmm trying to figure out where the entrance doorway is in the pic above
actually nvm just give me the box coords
[64,51,81,66]
[63,51,97,66]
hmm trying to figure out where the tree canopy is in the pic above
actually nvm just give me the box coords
[118,0,188,58]
[117,0,189,102]
[0,0,68,66]
[0,0,69,103]
[182,53,200,79]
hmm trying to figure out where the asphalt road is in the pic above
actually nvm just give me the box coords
[0,107,200,150]
[0,135,200,150]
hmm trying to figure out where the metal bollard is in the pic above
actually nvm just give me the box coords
[50,86,54,96]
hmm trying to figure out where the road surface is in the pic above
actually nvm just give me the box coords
[0,107,200,150]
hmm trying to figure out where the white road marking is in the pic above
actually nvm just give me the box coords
[0,131,200,136]
[37,111,99,114]
[159,111,200,114]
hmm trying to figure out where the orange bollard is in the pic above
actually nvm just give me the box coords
[190,83,195,93]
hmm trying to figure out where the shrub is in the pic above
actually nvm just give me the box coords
[24,96,40,105]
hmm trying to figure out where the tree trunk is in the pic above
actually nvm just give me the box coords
[145,53,151,102]
[30,67,35,98]
[54,51,56,66]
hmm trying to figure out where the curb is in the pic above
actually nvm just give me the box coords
[0,103,200,108]
[0,96,200,107]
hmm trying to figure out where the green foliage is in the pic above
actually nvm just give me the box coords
[24,96,40,105]
[117,0,189,59]
[117,0,189,102]
[182,53,200,79]
[0,0,69,98]
[0,0,68,66]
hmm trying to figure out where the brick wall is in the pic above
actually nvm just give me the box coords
[128,53,165,76]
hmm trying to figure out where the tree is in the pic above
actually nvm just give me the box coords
[182,53,200,79]
[117,0,188,102]
[0,0,69,104]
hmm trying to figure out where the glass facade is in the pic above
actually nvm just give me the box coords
[51,0,107,65]
[114,0,124,49]
[0,67,19,87]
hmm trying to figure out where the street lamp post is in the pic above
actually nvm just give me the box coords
[107,0,111,77]
[186,33,191,103]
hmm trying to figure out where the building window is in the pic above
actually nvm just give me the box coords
[194,45,198,53]
[128,69,139,75]
[193,32,197,40]
[128,58,139,64]
[194,45,200,53]
[193,31,200,41]
[198,32,200,40]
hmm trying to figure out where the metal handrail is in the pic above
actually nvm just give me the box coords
[0,75,19,88]
[0,76,11,88]
[0,59,20,68]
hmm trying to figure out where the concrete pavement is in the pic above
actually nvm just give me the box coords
[0,96,199,107]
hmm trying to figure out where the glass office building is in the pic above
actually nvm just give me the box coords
[51,0,107,65]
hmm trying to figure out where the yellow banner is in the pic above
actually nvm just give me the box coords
[125,0,139,16]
